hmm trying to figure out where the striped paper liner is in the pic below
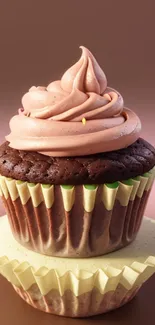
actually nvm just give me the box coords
[0,168,154,257]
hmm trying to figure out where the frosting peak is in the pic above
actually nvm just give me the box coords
[61,46,107,94]
[6,47,141,157]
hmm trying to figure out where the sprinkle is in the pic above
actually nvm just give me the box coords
[26,112,31,117]
[82,118,86,125]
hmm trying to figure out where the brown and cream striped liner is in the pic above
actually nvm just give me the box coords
[0,168,154,257]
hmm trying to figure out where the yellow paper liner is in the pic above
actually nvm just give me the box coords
[1,254,154,296]
[0,168,155,258]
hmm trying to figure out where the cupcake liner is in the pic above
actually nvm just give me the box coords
[13,284,140,317]
[0,216,155,317]
[0,168,155,257]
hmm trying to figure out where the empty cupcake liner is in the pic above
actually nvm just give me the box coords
[13,284,140,317]
[0,216,155,317]
[0,168,154,257]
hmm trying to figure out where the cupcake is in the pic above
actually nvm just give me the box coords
[0,46,155,258]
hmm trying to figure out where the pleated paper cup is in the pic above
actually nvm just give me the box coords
[0,168,154,257]
[0,216,155,318]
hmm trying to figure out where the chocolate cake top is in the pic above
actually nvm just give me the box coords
[0,138,154,185]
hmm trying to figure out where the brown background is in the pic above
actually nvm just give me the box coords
[0,1,155,324]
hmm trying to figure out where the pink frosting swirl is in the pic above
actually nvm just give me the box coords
[6,46,141,156]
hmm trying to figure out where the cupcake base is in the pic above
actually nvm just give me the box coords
[0,216,155,318]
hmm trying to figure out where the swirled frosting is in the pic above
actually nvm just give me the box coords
[6,46,141,156]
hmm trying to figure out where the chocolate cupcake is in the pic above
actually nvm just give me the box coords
[0,46,155,257]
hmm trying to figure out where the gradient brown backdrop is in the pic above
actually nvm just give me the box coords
[0,1,155,324]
